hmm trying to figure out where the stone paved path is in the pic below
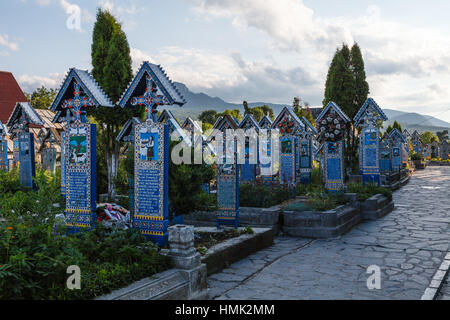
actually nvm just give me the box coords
[208,167,450,300]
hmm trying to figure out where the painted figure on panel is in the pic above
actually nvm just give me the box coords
[281,139,292,154]
[139,132,159,162]
[69,135,87,165]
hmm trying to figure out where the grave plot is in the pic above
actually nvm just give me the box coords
[298,116,318,184]
[354,98,388,186]
[118,61,186,245]
[258,115,275,183]
[272,106,305,186]
[51,68,114,231]
[209,114,240,229]
[238,114,260,183]
[316,101,351,193]
[7,102,45,189]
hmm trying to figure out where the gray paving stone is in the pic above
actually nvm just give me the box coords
[207,167,450,300]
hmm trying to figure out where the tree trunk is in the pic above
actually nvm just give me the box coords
[107,124,119,200]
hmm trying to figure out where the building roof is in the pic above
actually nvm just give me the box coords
[119,61,186,109]
[239,114,261,132]
[316,101,351,124]
[7,102,45,131]
[309,108,323,120]
[182,117,202,133]
[353,98,388,125]
[272,106,306,131]
[301,116,318,135]
[35,109,64,131]
[0,71,28,124]
[51,68,113,123]
[389,128,406,144]
[259,115,273,129]
[116,117,142,143]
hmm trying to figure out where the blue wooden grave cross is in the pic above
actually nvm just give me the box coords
[131,76,169,122]
[61,81,94,124]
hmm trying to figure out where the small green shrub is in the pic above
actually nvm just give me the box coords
[347,183,392,201]
[309,191,348,211]
[296,167,324,196]
[240,183,292,208]
[410,153,422,161]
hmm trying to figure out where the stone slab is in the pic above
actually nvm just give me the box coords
[201,228,274,275]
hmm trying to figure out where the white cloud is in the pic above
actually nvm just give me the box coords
[188,0,450,121]
[131,46,320,104]
[17,73,63,93]
[0,34,19,51]
[99,0,141,30]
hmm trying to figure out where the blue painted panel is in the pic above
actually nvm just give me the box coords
[217,159,239,228]
[65,124,97,231]
[392,147,401,170]
[19,132,35,189]
[364,148,377,167]
[134,122,169,245]
[380,159,391,172]
[0,140,7,172]
[280,136,296,185]
[61,131,66,197]
[327,158,341,181]
[280,154,295,184]
[241,163,256,182]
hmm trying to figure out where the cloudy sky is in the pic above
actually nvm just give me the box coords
[1,0,450,122]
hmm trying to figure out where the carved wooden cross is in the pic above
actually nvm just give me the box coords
[62,81,94,123]
[131,76,168,122]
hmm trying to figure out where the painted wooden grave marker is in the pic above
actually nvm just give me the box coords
[51,68,113,232]
[119,62,186,245]
[316,102,351,192]
[210,114,240,228]
[354,98,388,186]
[272,107,305,186]
[7,102,44,189]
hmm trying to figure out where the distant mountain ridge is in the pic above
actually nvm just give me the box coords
[171,82,450,132]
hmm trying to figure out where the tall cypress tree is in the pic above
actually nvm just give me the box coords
[323,43,370,175]
[350,43,369,116]
[90,9,139,199]
[323,49,339,107]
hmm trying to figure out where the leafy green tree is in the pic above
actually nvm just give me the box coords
[350,43,370,112]
[259,105,274,120]
[242,101,271,122]
[89,9,141,198]
[385,125,393,134]
[420,131,439,144]
[323,43,370,174]
[392,121,402,133]
[198,110,218,125]
[217,109,242,123]
[168,141,217,219]
[26,86,58,110]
